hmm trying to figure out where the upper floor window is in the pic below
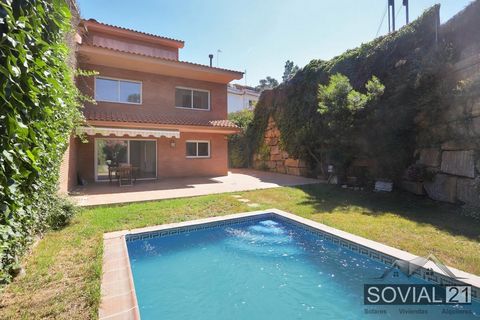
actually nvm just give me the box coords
[175,87,210,110]
[95,77,142,104]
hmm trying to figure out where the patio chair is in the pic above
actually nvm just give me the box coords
[117,164,133,187]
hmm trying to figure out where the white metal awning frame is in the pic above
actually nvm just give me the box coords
[77,126,180,139]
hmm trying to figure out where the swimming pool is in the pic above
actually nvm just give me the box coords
[122,210,480,319]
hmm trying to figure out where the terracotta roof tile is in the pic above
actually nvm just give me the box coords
[84,110,239,129]
[84,19,184,45]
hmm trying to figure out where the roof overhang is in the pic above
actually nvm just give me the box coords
[77,45,243,84]
[83,121,241,135]
[77,126,180,138]
[81,20,185,49]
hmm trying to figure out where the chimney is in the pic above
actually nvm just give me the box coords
[209,54,213,67]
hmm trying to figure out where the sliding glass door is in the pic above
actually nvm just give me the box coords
[129,140,156,179]
[95,139,157,181]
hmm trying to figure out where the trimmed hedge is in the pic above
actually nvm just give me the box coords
[0,0,82,283]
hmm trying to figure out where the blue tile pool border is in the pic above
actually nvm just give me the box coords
[124,209,480,299]
[125,213,273,242]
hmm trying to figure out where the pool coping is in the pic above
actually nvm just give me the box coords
[99,208,480,319]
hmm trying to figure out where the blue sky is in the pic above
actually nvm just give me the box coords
[77,0,473,86]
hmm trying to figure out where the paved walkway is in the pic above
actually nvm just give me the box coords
[70,169,319,206]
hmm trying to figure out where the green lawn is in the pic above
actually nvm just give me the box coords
[1,184,479,319]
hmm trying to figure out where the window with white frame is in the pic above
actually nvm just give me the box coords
[175,87,210,110]
[186,141,210,158]
[95,77,142,104]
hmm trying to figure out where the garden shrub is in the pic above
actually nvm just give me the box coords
[0,0,83,283]
[46,196,78,230]
[228,109,254,168]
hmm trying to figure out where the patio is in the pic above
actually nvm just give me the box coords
[70,168,320,206]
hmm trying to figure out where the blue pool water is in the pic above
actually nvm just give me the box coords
[127,215,480,319]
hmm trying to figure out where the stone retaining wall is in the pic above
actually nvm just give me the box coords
[402,51,480,207]
[253,54,480,207]
[253,117,309,176]
[412,148,480,206]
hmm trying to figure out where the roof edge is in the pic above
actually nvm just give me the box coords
[81,19,185,49]
[79,44,244,78]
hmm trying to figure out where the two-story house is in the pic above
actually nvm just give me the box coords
[60,19,243,191]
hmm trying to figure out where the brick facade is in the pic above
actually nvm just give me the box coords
[74,132,228,183]
[58,19,241,191]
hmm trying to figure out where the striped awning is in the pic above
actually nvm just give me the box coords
[77,126,180,138]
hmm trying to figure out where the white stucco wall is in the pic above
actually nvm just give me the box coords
[227,86,260,113]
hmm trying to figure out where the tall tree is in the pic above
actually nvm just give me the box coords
[282,60,299,82]
[256,76,279,91]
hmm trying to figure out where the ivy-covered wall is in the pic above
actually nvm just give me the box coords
[246,2,480,207]
[0,0,82,283]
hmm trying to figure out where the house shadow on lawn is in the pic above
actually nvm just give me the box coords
[294,183,480,241]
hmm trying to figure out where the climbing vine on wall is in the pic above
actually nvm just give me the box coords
[0,0,83,283]
[241,3,480,182]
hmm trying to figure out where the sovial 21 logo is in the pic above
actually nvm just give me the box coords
[364,254,472,305]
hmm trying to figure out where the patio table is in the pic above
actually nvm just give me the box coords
[107,165,139,184]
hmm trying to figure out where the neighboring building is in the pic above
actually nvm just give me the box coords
[60,19,242,191]
[227,84,260,113]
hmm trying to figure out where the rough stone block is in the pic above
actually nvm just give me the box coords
[287,167,301,176]
[441,150,475,178]
[281,151,289,159]
[401,180,425,195]
[276,165,287,174]
[253,160,265,170]
[267,137,278,146]
[265,130,274,138]
[271,128,281,138]
[441,140,477,151]
[270,154,282,161]
[271,145,280,155]
[473,116,480,134]
[417,148,441,167]
[456,178,480,206]
[285,158,306,168]
[472,100,480,117]
[424,174,457,203]
[352,158,375,167]
[266,161,276,169]
[286,167,308,176]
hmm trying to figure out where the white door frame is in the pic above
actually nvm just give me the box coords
[94,137,157,182]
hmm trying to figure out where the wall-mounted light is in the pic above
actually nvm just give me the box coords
[170,139,176,148]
